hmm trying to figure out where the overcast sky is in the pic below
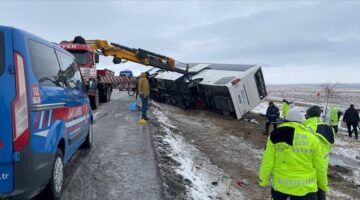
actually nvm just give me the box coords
[1,1,359,84]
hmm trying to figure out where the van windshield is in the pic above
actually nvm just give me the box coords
[0,32,4,75]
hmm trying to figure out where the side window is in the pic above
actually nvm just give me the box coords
[56,51,83,90]
[28,40,62,87]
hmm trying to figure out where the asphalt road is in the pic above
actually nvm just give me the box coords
[35,91,164,200]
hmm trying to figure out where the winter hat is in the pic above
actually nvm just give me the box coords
[306,106,322,118]
[285,108,305,123]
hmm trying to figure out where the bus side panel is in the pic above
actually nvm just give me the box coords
[228,83,244,119]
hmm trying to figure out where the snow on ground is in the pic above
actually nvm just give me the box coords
[153,106,246,200]
[330,131,360,187]
[267,85,360,111]
[252,101,308,116]
[252,87,360,199]
[328,190,354,200]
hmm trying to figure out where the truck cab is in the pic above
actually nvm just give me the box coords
[119,70,133,77]
[60,40,115,109]
[0,26,93,199]
[59,42,100,109]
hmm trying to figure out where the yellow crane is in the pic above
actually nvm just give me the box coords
[72,36,188,74]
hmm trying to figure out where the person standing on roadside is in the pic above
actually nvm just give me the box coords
[304,106,334,200]
[265,101,280,135]
[282,99,290,118]
[329,105,339,134]
[138,72,150,120]
[343,104,359,139]
[134,76,141,110]
[259,109,328,200]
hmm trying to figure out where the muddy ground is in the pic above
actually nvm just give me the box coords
[150,101,360,200]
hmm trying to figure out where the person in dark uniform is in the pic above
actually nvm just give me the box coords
[265,101,280,135]
[343,104,360,139]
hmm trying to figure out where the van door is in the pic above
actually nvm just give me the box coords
[28,40,68,152]
[56,50,89,148]
[0,28,15,193]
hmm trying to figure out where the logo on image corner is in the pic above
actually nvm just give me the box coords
[32,85,41,104]
[0,173,9,180]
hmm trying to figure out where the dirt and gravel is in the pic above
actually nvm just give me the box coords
[150,88,360,200]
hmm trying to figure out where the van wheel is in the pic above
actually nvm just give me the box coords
[46,149,64,200]
[82,123,93,148]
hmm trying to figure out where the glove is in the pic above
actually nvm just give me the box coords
[318,184,329,192]
[259,179,268,187]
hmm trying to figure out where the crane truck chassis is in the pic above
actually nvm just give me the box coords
[60,39,137,109]
[60,36,185,110]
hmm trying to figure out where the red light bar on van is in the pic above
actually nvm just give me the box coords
[231,78,241,85]
[12,52,30,151]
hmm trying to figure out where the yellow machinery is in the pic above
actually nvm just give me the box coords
[84,39,188,74]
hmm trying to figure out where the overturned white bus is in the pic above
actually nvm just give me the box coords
[148,63,267,119]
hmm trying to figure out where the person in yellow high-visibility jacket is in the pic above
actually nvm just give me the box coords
[259,108,328,200]
[138,72,150,120]
[329,105,339,134]
[304,106,334,200]
[282,99,290,118]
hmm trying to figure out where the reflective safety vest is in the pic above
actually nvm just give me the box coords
[330,106,339,126]
[282,102,290,117]
[259,122,328,196]
[304,117,334,188]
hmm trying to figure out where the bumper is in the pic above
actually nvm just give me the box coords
[0,145,54,199]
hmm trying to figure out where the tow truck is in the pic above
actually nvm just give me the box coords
[60,37,267,119]
[60,36,187,109]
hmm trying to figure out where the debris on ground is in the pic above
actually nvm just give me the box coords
[235,179,249,188]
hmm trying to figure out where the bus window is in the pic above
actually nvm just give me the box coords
[254,69,267,100]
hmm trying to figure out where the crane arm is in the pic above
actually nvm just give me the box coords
[85,39,188,74]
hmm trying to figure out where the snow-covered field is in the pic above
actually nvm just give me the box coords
[255,85,360,199]
[152,106,246,200]
[151,84,360,200]
[267,85,360,111]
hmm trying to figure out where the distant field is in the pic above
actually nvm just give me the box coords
[266,84,360,110]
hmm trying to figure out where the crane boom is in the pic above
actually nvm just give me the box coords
[84,39,188,74]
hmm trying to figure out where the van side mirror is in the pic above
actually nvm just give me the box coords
[95,54,99,63]
[89,79,97,92]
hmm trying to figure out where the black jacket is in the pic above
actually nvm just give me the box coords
[266,105,280,122]
[343,107,360,124]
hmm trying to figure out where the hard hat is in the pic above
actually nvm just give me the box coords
[285,108,305,123]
